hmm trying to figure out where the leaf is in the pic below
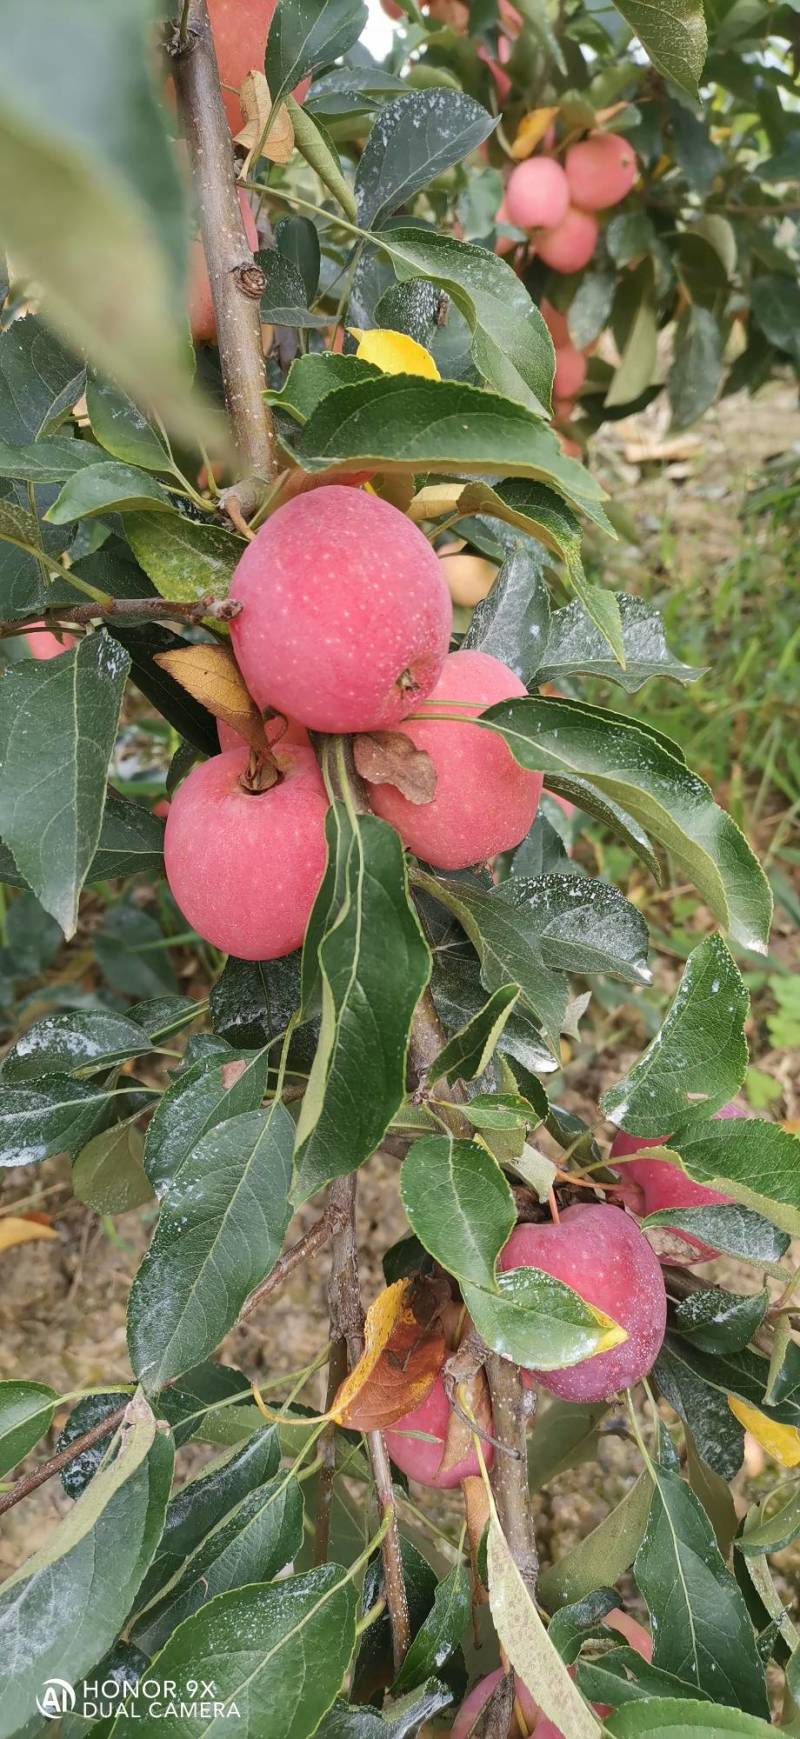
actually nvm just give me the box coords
[672,1116,800,1239]
[266,0,369,108]
[0,1077,115,1169]
[539,1473,652,1611]
[330,1278,446,1430]
[428,984,522,1083]
[154,642,266,754]
[89,790,166,880]
[257,249,329,327]
[568,271,617,349]
[482,698,772,955]
[85,372,171,472]
[462,1267,625,1371]
[210,953,306,1052]
[132,1471,304,1656]
[539,594,701,693]
[123,512,244,603]
[73,1123,154,1216]
[674,1288,768,1357]
[606,265,658,410]
[45,461,173,523]
[234,72,295,170]
[634,1462,768,1715]
[275,216,321,305]
[0,1214,58,1251]
[0,315,84,445]
[143,1049,271,1198]
[487,1515,601,1737]
[510,106,560,160]
[606,1701,776,1736]
[603,937,748,1134]
[462,542,552,682]
[138,1426,279,1606]
[392,1562,470,1695]
[669,307,724,431]
[736,1484,800,1558]
[352,731,437,803]
[376,226,556,417]
[654,1340,745,1481]
[645,1201,788,1266]
[727,1396,800,1467]
[0,0,216,450]
[350,328,440,380]
[668,100,725,197]
[129,1104,294,1391]
[0,436,103,484]
[268,352,381,424]
[108,622,220,756]
[0,1379,57,1477]
[356,90,495,231]
[609,0,707,95]
[3,1009,151,1081]
[750,274,800,366]
[286,95,358,222]
[292,807,431,1206]
[463,480,620,657]
[0,1392,172,1739]
[400,1135,516,1290]
[499,875,651,986]
[0,631,130,936]
[112,1566,358,1739]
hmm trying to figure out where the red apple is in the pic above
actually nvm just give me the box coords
[536,208,598,273]
[565,132,638,212]
[25,625,75,660]
[452,1608,651,1738]
[505,159,570,231]
[553,344,587,399]
[384,1372,492,1488]
[609,1104,745,1262]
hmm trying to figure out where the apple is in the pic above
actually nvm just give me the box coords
[230,486,452,734]
[365,649,544,870]
[438,551,498,607]
[189,188,259,345]
[505,159,570,231]
[539,298,571,348]
[497,1203,667,1401]
[24,625,75,660]
[553,344,587,399]
[217,716,310,753]
[206,0,310,132]
[452,1609,651,1738]
[565,132,638,212]
[384,1372,492,1488]
[609,1104,745,1262]
[536,207,598,273]
[164,743,329,960]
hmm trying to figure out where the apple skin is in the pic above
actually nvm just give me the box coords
[553,344,587,399]
[190,189,259,345]
[230,486,453,734]
[451,1610,651,1738]
[366,649,544,870]
[610,1103,745,1262]
[438,551,498,607]
[384,1372,492,1489]
[505,159,570,231]
[164,744,329,960]
[207,0,310,132]
[565,132,638,212]
[539,297,571,348]
[536,208,598,274]
[498,1203,667,1402]
[25,626,75,660]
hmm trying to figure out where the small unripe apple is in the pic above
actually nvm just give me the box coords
[438,551,498,607]
[565,132,638,212]
[536,208,598,273]
[217,716,310,753]
[190,189,259,345]
[505,159,570,231]
[366,649,544,870]
[384,1373,492,1488]
[610,1104,744,1262]
[498,1203,667,1401]
[164,744,329,960]
[230,486,452,734]
[553,344,587,399]
[452,1610,650,1739]
[25,625,75,660]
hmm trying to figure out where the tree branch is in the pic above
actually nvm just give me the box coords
[0,596,242,639]
[484,1353,538,1600]
[171,0,277,514]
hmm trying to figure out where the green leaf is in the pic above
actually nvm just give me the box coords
[428,984,521,1082]
[0,0,215,450]
[482,699,772,954]
[132,1471,304,1655]
[294,378,606,520]
[653,1340,745,1481]
[606,264,658,409]
[606,1700,776,1736]
[488,1517,602,1738]
[0,437,103,484]
[539,1473,651,1611]
[356,91,495,231]
[292,807,431,1206]
[635,1463,768,1716]
[0,631,129,936]
[94,902,177,1000]
[45,461,173,523]
[138,1427,279,1606]
[538,775,660,879]
[462,1266,624,1370]
[267,352,379,424]
[143,1050,271,1198]
[539,594,702,692]
[0,1076,115,1168]
[85,373,171,472]
[671,1115,800,1239]
[122,512,243,603]
[3,1010,151,1081]
[392,1562,470,1694]
[528,1398,609,1496]
[210,953,307,1053]
[669,307,724,431]
[257,250,329,327]
[668,100,725,197]
[750,274,800,365]
[673,1287,769,1356]
[108,622,219,757]
[73,1122,154,1216]
[128,1105,294,1390]
[609,0,707,95]
[0,314,84,444]
[113,1566,358,1739]
[461,1091,536,1132]
[0,1380,57,1478]
[0,792,163,890]
[499,874,651,986]
[266,0,369,107]
[286,95,358,222]
[377,227,555,418]
[275,215,321,304]
[736,1486,800,1559]
[462,542,551,682]
[0,1392,172,1739]
[400,1134,516,1289]
[602,936,748,1134]
[459,484,620,656]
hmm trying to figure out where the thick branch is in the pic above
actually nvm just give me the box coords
[484,1353,538,1600]
[0,596,242,639]
[171,0,276,511]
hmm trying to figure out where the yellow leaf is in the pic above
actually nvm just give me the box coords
[0,1216,58,1252]
[509,107,559,161]
[727,1395,800,1467]
[234,72,294,172]
[153,643,266,754]
[349,328,441,381]
[329,1278,445,1430]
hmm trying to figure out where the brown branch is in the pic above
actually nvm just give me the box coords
[484,1353,538,1600]
[0,1403,128,1518]
[171,0,277,514]
[239,1207,344,1323]
[0,596,242,639]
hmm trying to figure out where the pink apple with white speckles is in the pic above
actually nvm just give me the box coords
[365,649,543,869]
[384,1371,491,1488]
[498,1204,667,1401]
[164,744,329,960]
[610,1103,745,1261]
[229,486,452,734]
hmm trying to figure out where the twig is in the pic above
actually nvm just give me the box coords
[239,1207,344,1322]
[171,0,277,515]
[0,1405,128,1518]
[0,596,242,640]
[484,1353,538,1600]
